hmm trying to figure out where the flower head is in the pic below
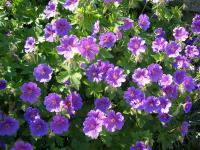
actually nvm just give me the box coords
[154,27,165,37]
[105,66,126,87]
[132,68,150,87]
[10,141,33,150]
[128,36,146,56]
[173,70,186,84]
[138,14,150,31]
[158,113,172,124]
[183,96,192,113]
[66,91,83,111]
[44,23,56,42]
[50,115,70,134]
[165,41,182,58]
[44,93,62,112]
[29,119,48,137]
[63,0,79,11]
[173,55,190,69]
[152,37,168,53]
[158,97,171,113]
[95,97,111,113]
[147,63,163,82]
[144,96,160,113]
[0,79,7,90]
[159,74,173,87]
[192,14,200,34]
[185,45,199,59]
[162,84,178,99]
[183,76,196,92]
[54,18,71,37]
[33,64,53,83]
[44,1,57,19]
[20,82,41,104]
[24,37,35,53]
[24,107,40,123]
[0,117,19,136]
[86,64,103,82]
[119,17,134,30]
[99,32,116,48]
[173,26,188,41]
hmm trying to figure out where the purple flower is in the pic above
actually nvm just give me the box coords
[116,31,122,40]
[61,98,74,115]
[64,0,79,11]
[66,91,83,111]
[119,17,134,30]
[158,96,171,113]
[143,96,160,113]
[96,60,114,80]
[79,36,99,61]
[105,66,126,87]
[0,79,7,90]
[138,14,150,31]
[185,45,199,59]
[57,35,79,59]
[87,110,105,122]
[130,141,151,150]
[24,37,35,53]
[44,93,62,112]
[0,117,19,136]
[162,84,178,99]
[173,55,190,69]
[33,64,53,83]
[159,74,173,87]
[183,96,192,113]
[99,32,116,48]
[152,37,168,53]
[173,70,186,84]
[183,76,196,92]
[80,62,87,69]
[92,20,100,36]
[132,68,150,87]
[103,110,124,132]
[44,1,57,19]
[147,63,163,82]
[24,107,40,123]
[44,23,56,42]
[10,141,33,150]
[192,14,200,34]
[158,113,172,124]
[154,27,165,37]
[54,18,71,37]
[86,64,103,82]
[29,119,48,137]
[181,121,189,136]
[50,115,70,134]
[124,87,145,110]
[83,117,102,139]
[128,36,146,56]
[95,97,111,113]
[165,41,182,58]
[20,82,41,104]
[173,26,189,41]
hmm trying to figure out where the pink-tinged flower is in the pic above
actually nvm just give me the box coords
[181,121,189,136]
[183,76,196,92]
[158,97,171,113]
[173,70,186,84]
[103,110,124,132]
[54,18,71,37]
[83,117,102,139]
[63,0,79,11]
[154,27,165,37]
[44,1,57,19]
[92,20,100,36]
[105,66,126,88]
[173,26,189,41]
[128,36,146,56]
[158,113,172,124]
[192,14,200,34]
[116,31,122,41]
[50,115,70,134]
[79,36,99,61]
[173,55,190,69]
[147,63,163,82]
[29,119,48,137]
[165,41,182,58]
[183,96,192,113]
[185,45,199,59]
[44,23,56,42]
[152,37,168,53]
[99,32,116,48]
[87,110,105,122]
[95,97,111,113]
[162,84,178,99]
[0,116,19,136]
[124,87,145,110]
[33,64,53,83]
[10,141,33,150]
[20,82,41,104]
[119,17,134,30]
[143,96,160,113]
[159,74,173,87]
[86,64,103,82]
[24,37,35,53]
[132,68,150,87]
[44,93,62,112]
[138,14,150,31]
[57,35,79,59]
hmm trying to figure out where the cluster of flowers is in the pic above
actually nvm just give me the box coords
[83,97,124,139]
[86,60,126,87]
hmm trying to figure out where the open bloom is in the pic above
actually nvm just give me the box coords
[105,66,126,88]
[185,45,199,59]
[20,82,41,104]
[44,23,56,42]
[173,70,186,84]
[132,68,150,87]
[173,26,188,41]
[165,41,182,58]
[44,93,62,112]
[44,1,57,19]
[24,37,35,53]
[95,97,111,113]
[0,117,19,136]
[192,14,200,34]
[24,107,40,123]
[158,96,171,113]
[103,110,124,132]
[138,14,150,31]
[10,141,33,150]
[152,37,168,53]
[183,76,196,92]
[54,18,71,37]
[119,17,134,30]
[158,113,172,124]
[162,84,178,99]
[128,36,146,56]
[154,27,165,37]
[29,119,48,137]
[159,74,173,87]
[63,0,79,11]
[143,96,160,113]
[147,63,163,82]
[99,32,116,48]
[86,64,103,82]
[173,55,190,69]
[33,64,53,83]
